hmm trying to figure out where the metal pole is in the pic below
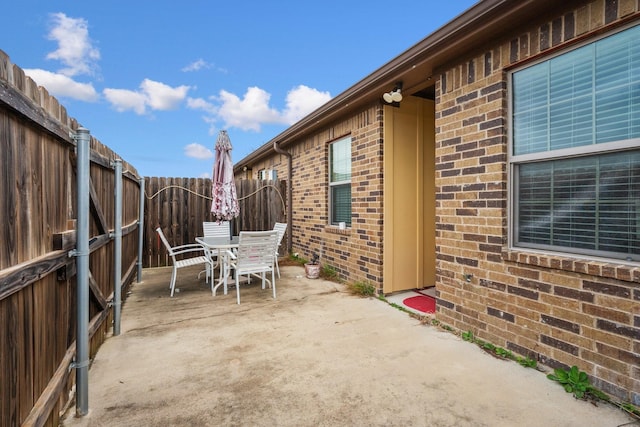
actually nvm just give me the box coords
[75,127,90,416]
[137,177,145,283]
[113,159,122,335]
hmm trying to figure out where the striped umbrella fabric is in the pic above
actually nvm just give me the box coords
[210,130,240,222]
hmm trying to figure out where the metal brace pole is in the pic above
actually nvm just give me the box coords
[137,177,145,283]
[113,159,123,335]
[73,127,90,416]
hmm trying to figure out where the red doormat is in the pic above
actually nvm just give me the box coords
[402,295,436,314]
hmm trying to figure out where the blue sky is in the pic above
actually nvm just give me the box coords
[2,1,478,178]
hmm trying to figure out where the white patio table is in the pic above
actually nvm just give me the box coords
[195,235,239,296]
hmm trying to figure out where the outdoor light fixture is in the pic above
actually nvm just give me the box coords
[383,82,403,104]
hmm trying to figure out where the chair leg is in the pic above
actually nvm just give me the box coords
[275,256,280,278]
[272,269,276,299]
[223,255,229,295]
[236,270,241,304]
[170,266,178,297]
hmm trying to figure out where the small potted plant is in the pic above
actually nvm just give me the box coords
[304,253,320,279]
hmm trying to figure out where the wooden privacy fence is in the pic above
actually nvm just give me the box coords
[144,177,287,267]
[0,52,141,427]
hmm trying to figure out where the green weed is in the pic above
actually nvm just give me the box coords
[546,366,639,418]
[320,264,339,281]
[347,281,376,297]
[482,341,496,351]
[547,366,590,399]
[494,347,513,359]
[461,330,474,342]
[516,357,537,368]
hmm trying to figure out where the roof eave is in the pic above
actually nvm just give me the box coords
[234,0,577,171]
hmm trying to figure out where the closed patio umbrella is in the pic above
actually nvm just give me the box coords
[210,130,240,222]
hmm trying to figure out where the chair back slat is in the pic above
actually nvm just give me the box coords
[237,231,278,270]
[273,222,287,248]
[203,221,230,239]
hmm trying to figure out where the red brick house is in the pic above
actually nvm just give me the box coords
[234,0,639,403]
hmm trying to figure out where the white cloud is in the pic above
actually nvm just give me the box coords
[281,85,331,125]
[182,59,228,74]
[217,87,282,132]
[46,12,100,77]
[182,59,210,72]
[199,172,211,179]
[20,13,102,102]
[141,79,190,110]
[23,68,99,101]
[103,88,147,114]
[103,79,191,114]
[184,143,213,159]
[186,97,217,114]
[192,85,331,133]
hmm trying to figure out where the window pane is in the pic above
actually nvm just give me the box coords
[598,152,640,253]
[518,163,552,243]
[595,26,640,143]
[331,184,351,225]
[549,47,594,150]
[517,151,640,259]
[330,137,351,182]
[551,157,597,249]
[512,25,640,155]
[513,65,549,155]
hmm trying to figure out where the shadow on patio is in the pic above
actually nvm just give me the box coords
[61,265,635,427]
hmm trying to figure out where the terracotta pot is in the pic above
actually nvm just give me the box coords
[305,263,320,279]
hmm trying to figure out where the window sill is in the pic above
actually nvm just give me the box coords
[503,249,640,284]
[326,226,350,236]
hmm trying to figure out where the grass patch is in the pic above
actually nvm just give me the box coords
[346,280,376,296]
[278,253,307,267]
[320,264,339,281]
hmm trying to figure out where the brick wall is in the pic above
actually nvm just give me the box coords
[248,103,385,286]
[434,0,640,403]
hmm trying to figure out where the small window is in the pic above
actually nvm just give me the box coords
[258,169,277,180]
[510,24,640,261]
[329,136,352,226]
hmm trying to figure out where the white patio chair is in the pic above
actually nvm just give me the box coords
[156,227,212,297]
[273,222,288,278]
[226,230,279,304]
[200,221,231,282]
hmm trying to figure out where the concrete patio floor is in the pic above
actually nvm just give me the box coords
[61,265,636,427]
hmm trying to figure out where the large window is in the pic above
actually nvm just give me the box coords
[329,136,352,226]
[510,24,640,261]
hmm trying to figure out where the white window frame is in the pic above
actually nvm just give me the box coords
[507,23,640,262]
[329,136,352,227]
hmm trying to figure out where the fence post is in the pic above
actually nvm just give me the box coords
[113,159,122,336]
[74,127,90,416]
[137,177,145,282]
